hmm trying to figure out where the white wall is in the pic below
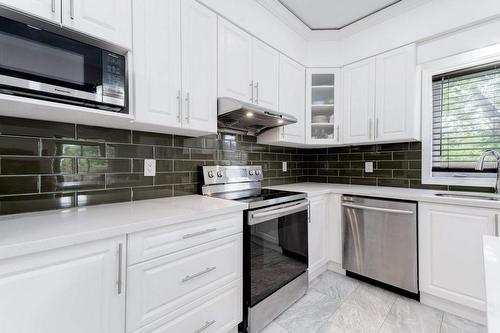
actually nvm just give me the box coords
[198,0,308,64]
[307,0,500,67]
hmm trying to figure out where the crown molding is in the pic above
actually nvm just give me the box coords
[257,0,434,41]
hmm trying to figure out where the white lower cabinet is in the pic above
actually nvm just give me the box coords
[327,194,343,268]
[419,203,498,311]
[132,279,242,333]
[0,236,126,333]
[126,234,243,331]
[308,195,328,279]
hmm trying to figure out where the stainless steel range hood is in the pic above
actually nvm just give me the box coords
[217,97,297,135]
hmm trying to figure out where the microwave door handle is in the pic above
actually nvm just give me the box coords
[341,203,414,215]
[249,201,309,225]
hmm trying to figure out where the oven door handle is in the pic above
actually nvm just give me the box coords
[248,200,309,225]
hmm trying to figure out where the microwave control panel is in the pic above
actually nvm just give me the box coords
[102,51,126,107]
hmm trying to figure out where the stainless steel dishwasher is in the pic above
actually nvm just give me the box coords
[342,196,418,296]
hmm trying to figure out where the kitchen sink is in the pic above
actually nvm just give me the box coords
[434,193,500,201]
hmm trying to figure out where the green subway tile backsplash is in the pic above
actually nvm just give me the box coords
[0,115,493,216]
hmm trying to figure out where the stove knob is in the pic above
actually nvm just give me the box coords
[249,170,254,176]
[255,170,261,176]
[207,171,214,178]
[217,171,223,177]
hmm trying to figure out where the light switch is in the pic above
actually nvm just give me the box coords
[282,162,287,172]
[365,161,374,173]
[144,159,156,176]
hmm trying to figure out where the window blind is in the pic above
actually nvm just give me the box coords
[432,62,500,172]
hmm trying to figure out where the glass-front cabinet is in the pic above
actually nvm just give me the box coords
[306,68,341,145]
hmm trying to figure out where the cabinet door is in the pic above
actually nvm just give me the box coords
[61,0,132,48]
[252,38,279,110]
[309,196,328,279]
[375,44,418,142]
[419,203,497,311]
[181,0,217,133]
[327,194,342,267]
[342,58,376,144]
[0,237,126,333]
[280,55,305,143]
[0,0,60,23]
[133,0,182,128]
[218,18,253,102]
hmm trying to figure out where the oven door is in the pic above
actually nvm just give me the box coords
[245,199,309,307]
[0,17,103,103]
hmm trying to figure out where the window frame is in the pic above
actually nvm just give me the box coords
[420,44,500,187]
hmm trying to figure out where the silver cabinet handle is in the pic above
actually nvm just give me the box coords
[185,92,190,123]
[51,0,56,13]
[495,215,499,237]
[368,119,372,139]
[70,0,75,19]
[342,202,414,215]
[182,266,216,283]
[336,125,340,142]
[375,118,379,139]
[182,228,217,239]
[176,90,182,122]
[254,82,259,104]
[249,81,254,102]
[117,243,123,294]
[194,320,216,333]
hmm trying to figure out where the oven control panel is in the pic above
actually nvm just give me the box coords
[202,165,263,185]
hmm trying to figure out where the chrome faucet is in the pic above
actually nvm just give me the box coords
[476,149,500,193]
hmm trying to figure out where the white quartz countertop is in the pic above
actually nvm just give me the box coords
[267,183,500,209]
[484,236,500,332]
[0,195,247,260]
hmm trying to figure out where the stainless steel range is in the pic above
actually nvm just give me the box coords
[201,165,309,333]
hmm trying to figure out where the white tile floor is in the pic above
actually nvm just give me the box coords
[261,271,487,333]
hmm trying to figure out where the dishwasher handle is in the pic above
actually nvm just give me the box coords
[342,202,414,215]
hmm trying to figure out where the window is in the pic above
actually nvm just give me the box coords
[421,45,500,187]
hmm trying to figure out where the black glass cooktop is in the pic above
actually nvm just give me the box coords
[236,189,301,203]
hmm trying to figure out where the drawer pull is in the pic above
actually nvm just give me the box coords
[182,266,216,283]
[182,228,217,239]
[194,320,216,333]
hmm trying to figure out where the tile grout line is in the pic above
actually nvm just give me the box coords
[376,295,399,332]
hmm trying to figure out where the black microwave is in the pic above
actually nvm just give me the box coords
[0,16,126,112]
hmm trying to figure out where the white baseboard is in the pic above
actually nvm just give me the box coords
[308,261,328,281]
[326,261,346,275]
[420,292,487,325]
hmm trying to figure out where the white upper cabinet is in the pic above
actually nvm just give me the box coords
[251,38,279,110]
[180,0,217,133]
[61,0,132,48]
[218,18,253,103]
[133,0,217,136]
[419,203,497,311]
[342,58,376,144]
[306,68,342,146]
[257,54,305,145]
[0,0,61,23]
[342,44,418,145]
[375,44,418,142]
[279,55,305,143]
[0,236,126,333]
[133,0,182,129]
[218,18,279,110]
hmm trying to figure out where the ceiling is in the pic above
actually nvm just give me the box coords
[278,0,402,30]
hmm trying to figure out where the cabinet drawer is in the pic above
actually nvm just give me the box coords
[126,234,242,332]
[128,212,242,264]
[134,279,242,333]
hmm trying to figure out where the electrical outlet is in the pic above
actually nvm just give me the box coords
[144,159,156,176]
[365,161,374,173]
[282,162,287,172]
